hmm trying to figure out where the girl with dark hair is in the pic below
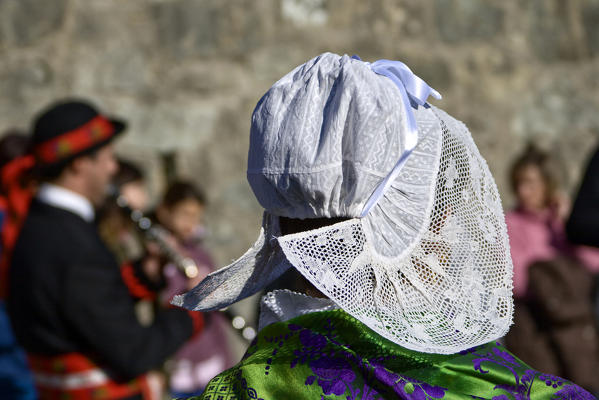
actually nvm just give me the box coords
[506,144,599,299]
[156,180,233,398]
[157,181,206,244]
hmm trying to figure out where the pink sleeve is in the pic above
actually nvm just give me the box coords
[505,212,529,298]
[575,245,599,273]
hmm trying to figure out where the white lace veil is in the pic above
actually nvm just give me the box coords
[174,53,513,354]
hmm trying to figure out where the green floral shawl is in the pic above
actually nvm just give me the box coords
[190,310,593,400]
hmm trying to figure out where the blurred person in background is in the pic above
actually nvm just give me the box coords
[567,144,599,249]
[504,143,599,392]
[7,100,203,400]
[567,142,599,362]
[0,131,36,297]
[98,159,149,264]
[506,144,599,297]
[156,181,233,397]
[0,130,37,399]
[97,158,159,330]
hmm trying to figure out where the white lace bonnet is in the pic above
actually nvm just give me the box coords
[175,53,514,354]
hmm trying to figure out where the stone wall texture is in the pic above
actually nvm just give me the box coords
[2,0,599,270]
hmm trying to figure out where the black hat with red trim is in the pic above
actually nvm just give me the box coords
[30,99,126,175]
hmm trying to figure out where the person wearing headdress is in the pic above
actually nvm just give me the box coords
[0,130,36,299]
[7,100,203,400]
[0,131,37,399]
[175,53,593,399]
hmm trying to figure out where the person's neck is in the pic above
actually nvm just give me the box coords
[51,176,90,202]
[38,182,95,222]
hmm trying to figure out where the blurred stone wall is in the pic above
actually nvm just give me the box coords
[2,0,599,271]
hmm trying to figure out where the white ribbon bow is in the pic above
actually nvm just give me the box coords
[353,56,442,217]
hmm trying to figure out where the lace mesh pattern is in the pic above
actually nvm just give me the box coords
[278,106,513,354]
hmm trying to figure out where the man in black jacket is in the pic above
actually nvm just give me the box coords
[7,100,202,400]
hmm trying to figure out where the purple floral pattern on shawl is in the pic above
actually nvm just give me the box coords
[371,362,446,400]
[463,343,594,399]
[308,357,357,397]
[197,311,595,400]
[286,320,447,399]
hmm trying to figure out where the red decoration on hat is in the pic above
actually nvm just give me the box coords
[34,116,115,164]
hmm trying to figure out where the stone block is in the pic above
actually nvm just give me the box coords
[523,0,588,61]
[325,0,433,54]
[0,56,55,129]
[0,0,67,46]
[151,0,279,59]
[509,62,599,195]
[583,0,599,56]
[163,61,250,95]
[281,0,328,27]
[106,95,220,153]
[435,0,504,44]
[67,0,156,93]
[405,55,452,92]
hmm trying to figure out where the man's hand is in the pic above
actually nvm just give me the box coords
[141,241,164,283]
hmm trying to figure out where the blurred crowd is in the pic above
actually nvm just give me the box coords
[1,98,599,399]
[0,100,235,400]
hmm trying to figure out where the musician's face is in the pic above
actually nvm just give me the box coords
[76,144,118,206]
[166,198,204,242]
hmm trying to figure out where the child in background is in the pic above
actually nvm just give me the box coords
[98,159,148,264]
[156,181,233,397]
[506,144,599,299]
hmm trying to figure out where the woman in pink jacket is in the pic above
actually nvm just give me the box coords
[506,144,599,299]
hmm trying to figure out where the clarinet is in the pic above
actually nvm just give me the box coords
[109,188,257,342]
[113,192,199,279]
